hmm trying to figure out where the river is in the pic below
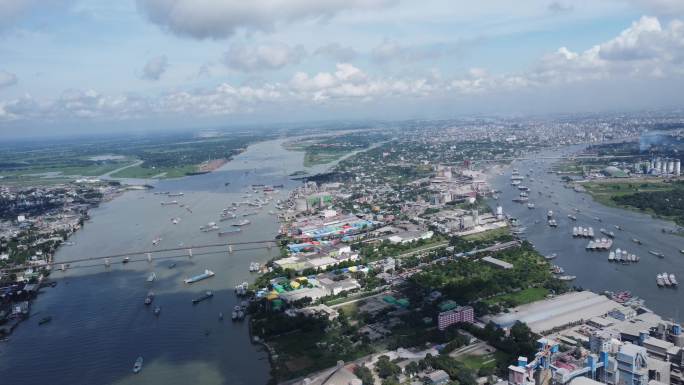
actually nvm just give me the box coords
[488,145,684,320]
[0,138,329,385]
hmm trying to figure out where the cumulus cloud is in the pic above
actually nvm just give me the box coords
[224,42,305,72]
[0,70,17,88]
[136,0,397,40]
[142,55,168,80]
[314,43,358,62]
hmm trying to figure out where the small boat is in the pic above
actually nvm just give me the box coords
[557,275,576,281]
[168,263,177,269]
[144,292,155,305]
[670,274,678,286]
[219,312,224,321]
[567,215,577,221]
[154,306,161,316]
[615,225,622,231]
[192,291,214,304]
[133,356,143,373]
[632,238,642,245]
[649,250,665,258]
[38,316,52,325]
[594,216,602,222]
[544,253,557,260]
[146,272,156,283]
[122,257,130,264]
[232,220,251,227]
[657,274,665,287]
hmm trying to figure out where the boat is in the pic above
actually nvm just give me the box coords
[594,216,602,222]
[184,269,215,284]
[219,312,224,321]
[615,225,623,231]
[146,272,156,282]
[249,262,261,272]
[550,265,564,274]
[599,228,615,238]
[154,306,161,316]
[232,220,251,227]
[171,218,180,224]
[152,237,161,246]
[649,250,666,258]
[133,356,143,373]
[527,203,535,209]
[567,215,577,221]
[218,228,241,237]
[632,238,642,245]
[557,275,576,281]
[657,274,665,287]
[160,201,178,206]
[167,192,184,197]
[144,292,154,305]
[122,257,130,264]
[38,316,52,325]
[234,282,249,296]
[670,274,678,286]
[168,263,176,269]
[192,290,214,304]
[548,219,558,227]
[608,251,615,262]
[544,253,557,260]
[663,272,672,286]
[547,210,554,219]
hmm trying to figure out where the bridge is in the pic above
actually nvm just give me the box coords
[0,239,280,275]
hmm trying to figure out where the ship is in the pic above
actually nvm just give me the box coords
[154,306,161,316]
[547,210,554,219]
[232,219,251,227]
[548,219,558,227]
[192,291,214,304]
[649,250,665,258]
[657,274,665,287]
[663,272,672,286]
[160,201,178,206]
[670,274,678,286]
[133,356,144,374]
[147,272,156,282]
[556,275,576,281]
[201,225,220,232]
[544,253,557,260]
[567,215,577,221]
[527,203,535,209]
[632,238,642,245]
[167,192,184,197]
[184,269,215,284]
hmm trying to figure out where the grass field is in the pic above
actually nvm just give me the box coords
[462,226,510,241]
[484,287,549,307]
[582,180,672,207]
[110,164,197,179]
[455,353,498,371]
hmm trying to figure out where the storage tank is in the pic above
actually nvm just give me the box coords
[675,159,681,176]
[667,159,674,174]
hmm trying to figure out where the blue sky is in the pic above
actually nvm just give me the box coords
[1,0,683,135]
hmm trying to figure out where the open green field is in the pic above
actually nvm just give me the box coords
[110,164,197,179]
[462,226,510,241]
[455,353,498,371]
[484,287,549,307]
[582,180,672,207]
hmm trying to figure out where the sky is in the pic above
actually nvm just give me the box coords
[1,0,684,136]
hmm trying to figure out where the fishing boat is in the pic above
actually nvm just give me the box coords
[133,356,143,373]
[192,291,214,304]
[184,269,215,284]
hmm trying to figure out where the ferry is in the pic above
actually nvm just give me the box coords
[192,291,214,304]
[649,250,666,258]
[184,269,215,284]
[133,357,143,374]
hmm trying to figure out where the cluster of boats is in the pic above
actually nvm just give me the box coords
[656,273,678,288]
[234,282,249,296]
[232,302,248,321]
[572,226,594,238]
[249,262,261,272]
[608,248,639,263]
[586,238,613,250]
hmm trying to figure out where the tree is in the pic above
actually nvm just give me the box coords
[375,355,401,379]
[405,361,420,377]
[354,365,375,385]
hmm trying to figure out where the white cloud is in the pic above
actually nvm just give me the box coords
[136,0,397,39]
[622,0,684,17]
[142,55,168,80]
[224,42,306,72]
[314,43,358,62]
[0,70,17,88]
[371,38,460,63]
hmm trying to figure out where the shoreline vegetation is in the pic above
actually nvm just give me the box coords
[580,180,684,226]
